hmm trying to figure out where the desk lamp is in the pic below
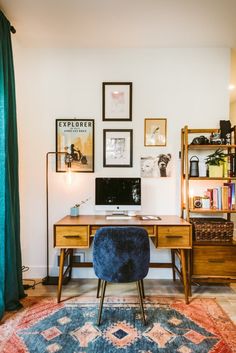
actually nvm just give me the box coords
[42,151,72,285]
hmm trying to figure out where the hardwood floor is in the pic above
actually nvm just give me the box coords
[24,278,236,324]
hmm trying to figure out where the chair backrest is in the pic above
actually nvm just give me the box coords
[93,226,150,283]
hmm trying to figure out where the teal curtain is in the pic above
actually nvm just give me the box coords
[0,11,25,320]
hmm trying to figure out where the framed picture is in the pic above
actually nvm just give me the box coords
[103,129,133,167]
[102,82,132,121]
[144,118,167,146]
[141,154,172,178]
[56,119,94,172]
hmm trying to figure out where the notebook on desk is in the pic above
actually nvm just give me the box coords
[140,215,161,220]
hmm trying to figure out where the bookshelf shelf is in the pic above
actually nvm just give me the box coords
[189,208,236,213]
[188,144,236,150]
[180,125,236,287]
[188,177,236,180]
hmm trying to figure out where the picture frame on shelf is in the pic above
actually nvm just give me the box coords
[102,82,132,121]
[56,119,94,172]
[103,129,133,167]
[144,118,167,146]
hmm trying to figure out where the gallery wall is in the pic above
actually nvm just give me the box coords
[12,45,230,278]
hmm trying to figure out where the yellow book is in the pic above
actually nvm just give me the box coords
[223,156,228,178]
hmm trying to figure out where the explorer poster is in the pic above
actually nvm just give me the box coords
[56,119,94,172]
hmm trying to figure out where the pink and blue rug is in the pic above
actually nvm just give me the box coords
[1,296,236,352]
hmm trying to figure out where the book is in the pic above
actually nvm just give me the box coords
[222,185,229,209]
[212,188,218,209]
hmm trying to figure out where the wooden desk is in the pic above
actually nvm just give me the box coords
[54,215,192,303]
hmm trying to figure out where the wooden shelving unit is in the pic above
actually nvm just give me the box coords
[181,125,236,285]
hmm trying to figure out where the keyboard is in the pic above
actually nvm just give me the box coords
[106,216,132,220]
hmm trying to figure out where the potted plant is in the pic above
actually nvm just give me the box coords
[70,198,89,216]
[205,149,226,177]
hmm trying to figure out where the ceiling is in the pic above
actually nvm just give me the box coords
[1,0,236,49]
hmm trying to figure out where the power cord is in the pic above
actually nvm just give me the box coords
[22,266,42,290]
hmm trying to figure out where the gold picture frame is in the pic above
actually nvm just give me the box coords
[144,118,167,146]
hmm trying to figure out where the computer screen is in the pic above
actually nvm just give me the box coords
[95,177,141,212]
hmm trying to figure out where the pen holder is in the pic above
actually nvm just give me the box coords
[70,207,79,217]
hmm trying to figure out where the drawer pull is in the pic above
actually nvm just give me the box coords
[166,235,183,239]
[208,259,225,263]
[63,235,81,238]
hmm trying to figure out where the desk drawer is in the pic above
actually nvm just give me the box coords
[54,226,89,248]
[158,226,190,248]
[193,246,236,277]
[90,225,155,237]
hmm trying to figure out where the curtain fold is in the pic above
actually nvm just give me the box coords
[0,11,25,320]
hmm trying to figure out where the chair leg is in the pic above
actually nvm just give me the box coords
[140,279,145,298]
[137,280,146,325]
[97,280,107,326]
[96,278,101,298]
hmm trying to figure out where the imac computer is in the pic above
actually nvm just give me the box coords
[95,177,141,218]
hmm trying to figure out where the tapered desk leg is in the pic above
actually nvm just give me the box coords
[187,249,192,298]
[180,249,189,304]
[171,250,176,281]
[69,249,73,279]
[57,249,65,303]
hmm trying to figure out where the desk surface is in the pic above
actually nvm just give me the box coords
[55,215,190,226]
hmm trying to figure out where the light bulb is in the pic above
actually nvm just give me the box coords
[66,167,72,185]
[65,161,73,185]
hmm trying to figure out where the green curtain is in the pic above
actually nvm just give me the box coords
[0,11,25,320]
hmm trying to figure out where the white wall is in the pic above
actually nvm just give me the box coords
[12,45,230,279]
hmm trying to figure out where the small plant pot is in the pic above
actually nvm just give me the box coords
[208,165,223,178]
[70,207,79,217]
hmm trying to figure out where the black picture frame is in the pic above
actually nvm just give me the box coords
[103,129,133,167]
[102,82,132,121]
[56,119,94,172]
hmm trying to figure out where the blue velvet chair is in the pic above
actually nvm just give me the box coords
[93,226,150,325]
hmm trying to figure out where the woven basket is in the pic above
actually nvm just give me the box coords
[190,217,234,242]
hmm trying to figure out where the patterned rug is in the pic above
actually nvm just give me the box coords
[0,296,236,353]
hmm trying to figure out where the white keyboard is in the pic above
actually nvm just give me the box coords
[106,216,132,220]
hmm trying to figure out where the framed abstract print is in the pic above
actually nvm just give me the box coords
[102,82,132,121]
[103,129,133,167]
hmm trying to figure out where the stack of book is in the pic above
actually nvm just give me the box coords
[206,183,236,210]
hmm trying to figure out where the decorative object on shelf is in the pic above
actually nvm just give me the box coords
[70,198,89,217]
[189,156,199,177]
[193,196,202,208]
[103,129,133,167]
[144,118,167,146]
[141,154,172,177]
[56,119,94,172]
[209,132,223,145]
[102,82,132,121]
[201,196,211,209]
[220,120,231,144]
[190,135,209,145]
[205,148,226,177]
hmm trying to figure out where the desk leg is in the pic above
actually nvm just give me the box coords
[187,249,192,298]
[69,249,73,279]
[171,250,176,281]
[57,249,65,303]
[180,249,189,304]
